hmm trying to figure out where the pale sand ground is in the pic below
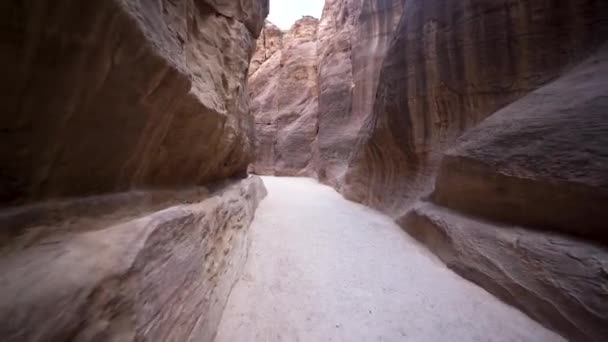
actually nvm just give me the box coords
[215,177,563,342]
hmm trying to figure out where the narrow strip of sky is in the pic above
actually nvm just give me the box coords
[268,0,325,30]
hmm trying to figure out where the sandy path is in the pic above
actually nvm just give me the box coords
[215,177,563,342]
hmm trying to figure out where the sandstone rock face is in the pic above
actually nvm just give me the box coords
[249,0,403,182]
[0,0,268,205]
[249,21,283,76]
[0,176,267,342]
[248,2,608,340]
[316,0,403,188]
[341,0,608,216]
[249,17,320,176]
[0,0,269,340]
[403,46,608,342]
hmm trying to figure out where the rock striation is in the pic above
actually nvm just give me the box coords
[403,47,608,341]
[249,16,320,176]
[248,1,608,340]
[0,0,268,205]
[0,0,268,340]
[342,0,608,216]
[317,0,403,189]
[0,176,267,341]
[249,21,283,76]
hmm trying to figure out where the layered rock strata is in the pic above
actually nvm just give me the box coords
[0,176,267,341]
[403,46,608,342]
[342,0,608,216]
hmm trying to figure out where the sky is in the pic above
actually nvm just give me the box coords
[268,0,325,30]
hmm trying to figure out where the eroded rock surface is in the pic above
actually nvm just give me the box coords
[0,176,267,342]
[341,0,608,216]
[403,46,608,342]
[317,0,403,189]
[249,21,283,76]
[249,16,320,176]
[0,0,268,205]
[248,2,608,340]
[249,0,404,182]
[0,0,269,340]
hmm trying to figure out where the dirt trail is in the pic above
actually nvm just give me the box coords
[215,177,563,342]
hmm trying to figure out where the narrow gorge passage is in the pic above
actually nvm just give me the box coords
[215,177,562,342]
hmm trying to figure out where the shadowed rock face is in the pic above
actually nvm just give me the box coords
[0,0,268,206]
[341,0,608,217]
[0,1,269,340]
[403,47,608,341]
[248,1,608,340]
[249,17,320,176]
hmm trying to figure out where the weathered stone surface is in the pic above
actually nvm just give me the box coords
[0,0,268,205]
[249,0,403,183]
[403,202,608,342]
[315,0,360,186]
[249,21,282,76]
[0,176,267,342]
[402,46,608,342]
[249,17,320,177]
[341,0,608,217]
[316,0,403,189]
[0,1,270,341]
[432,46,608,243]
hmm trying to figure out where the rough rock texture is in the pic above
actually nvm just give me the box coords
[432,46,608,243]
[341,0,608,216]
[0,176,267,342]
[0,0,269,341]
[402,46,608,342]
[249,0,404,182]
[216,177,563,342]
[249,17,320,176]
[0,0,268,205]
[249,21,282,76]
[316,0,404,189]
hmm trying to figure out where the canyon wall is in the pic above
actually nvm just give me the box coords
[342,0,608,216]
[249,17,320,176]
[404,46,608,341]
[249,0,608,340]
[317,0,403,188]
[0,0,268,340]
[0,0,266,205]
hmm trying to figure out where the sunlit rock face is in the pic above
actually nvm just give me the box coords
[249,16,320,177]
[0,0,269,340]
[249,21,283,76]
[249,0,404,182]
